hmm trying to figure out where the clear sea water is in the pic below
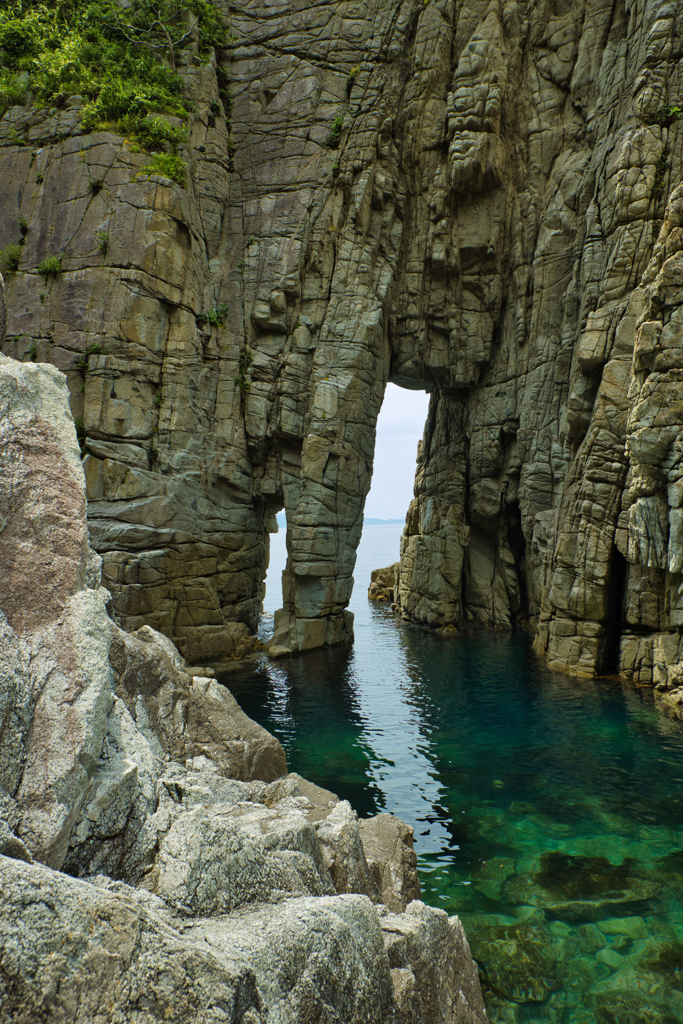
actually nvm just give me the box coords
[223,523,683,1024]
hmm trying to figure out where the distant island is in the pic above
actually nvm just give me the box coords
[275,513,403,527]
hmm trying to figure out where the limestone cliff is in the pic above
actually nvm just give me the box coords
[1,0,683,674]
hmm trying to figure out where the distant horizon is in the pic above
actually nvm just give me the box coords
[364,517,404,525]
[365,384,429,519]
[274,384,429,525]
[275,513,404,526]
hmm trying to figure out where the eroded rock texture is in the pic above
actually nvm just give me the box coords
[0,342,284,868]
[0,860,487,1024]
[390,0,683,680]
[1,0,682,672]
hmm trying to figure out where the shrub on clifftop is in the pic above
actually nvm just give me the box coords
[0,0,225,152]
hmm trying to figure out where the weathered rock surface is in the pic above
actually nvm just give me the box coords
[359,812,421,914]
[369,563,399,604]
[1,0,680,672]
[388,5,683,680]
[0,347,111,867]
[0,343,287,867]
[0,855,487,1024]
[109,621,286,782]
[0,346,489,1022]
[381,903,488,1024]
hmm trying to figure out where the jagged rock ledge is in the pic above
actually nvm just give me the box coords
[369,563,400,604]
[0,339,488,1022]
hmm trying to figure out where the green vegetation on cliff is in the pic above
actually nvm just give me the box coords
[0,0,224,156]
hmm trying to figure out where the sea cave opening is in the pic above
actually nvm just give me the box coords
[364,383,430,525]
[600,543,628,675]
[260,383,430,629]
[259,504,288,640]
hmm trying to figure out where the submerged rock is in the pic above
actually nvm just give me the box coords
[505,851,660,923]
[593,997,682,1024]
[475,919,561,1005]
[536,852,637,900]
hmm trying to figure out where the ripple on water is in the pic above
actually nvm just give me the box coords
[224,525,683,1023]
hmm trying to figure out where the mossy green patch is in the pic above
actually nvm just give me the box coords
[0,243,22,273]
[36,253,63,276]
[0,0,225,156]
[136,151,187,186]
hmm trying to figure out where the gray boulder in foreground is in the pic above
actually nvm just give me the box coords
[0,856,485,1024]
[0,339,489,1021]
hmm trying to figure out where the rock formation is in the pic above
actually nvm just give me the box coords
[369,563,400,604]
[0,337,489,1021]
[387,0,683,682]
[1,0,683,675]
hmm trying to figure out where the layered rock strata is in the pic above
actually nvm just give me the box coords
[1,0,683,674]
[388,1,683,680]
[0,344,488,1023]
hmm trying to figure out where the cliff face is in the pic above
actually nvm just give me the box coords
[1,0,682,674]
[392,0,683,682]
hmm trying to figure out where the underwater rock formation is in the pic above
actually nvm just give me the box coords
[0,339,489,1022]
[1,0,682,675]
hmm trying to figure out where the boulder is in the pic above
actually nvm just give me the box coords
[369,563,399,603]
[0,855,272,1024]
[110,623,287,782]
[359,812,421,913]
[381,902,489,1024]
[0,853,488,1024]
[0,352,113,868]
[141,799,335,914]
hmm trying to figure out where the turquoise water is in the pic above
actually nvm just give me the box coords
[223,524,683,1023]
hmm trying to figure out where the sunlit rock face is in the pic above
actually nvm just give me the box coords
[1,0,682,671]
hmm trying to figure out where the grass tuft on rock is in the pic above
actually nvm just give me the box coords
[0,243,23,273]
[36,253,63,276]
[137,151,187,186]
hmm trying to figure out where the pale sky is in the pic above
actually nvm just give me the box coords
[364,383,430,521]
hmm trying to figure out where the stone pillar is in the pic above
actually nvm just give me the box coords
[265,280,393,656]
[269,362,386,656]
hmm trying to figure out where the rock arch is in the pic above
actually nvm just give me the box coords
[2,0,682,679]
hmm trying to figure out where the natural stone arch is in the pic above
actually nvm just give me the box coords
[2,0,682,683]
[269,373,437,656]
[268,313,392,655]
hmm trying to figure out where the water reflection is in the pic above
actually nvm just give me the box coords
[233,523,683,1022]
[231,623,683,1021]
[223,645,386,817]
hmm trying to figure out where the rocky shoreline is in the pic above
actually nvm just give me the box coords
[0,320,488,1021]
[367,556,683,727]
